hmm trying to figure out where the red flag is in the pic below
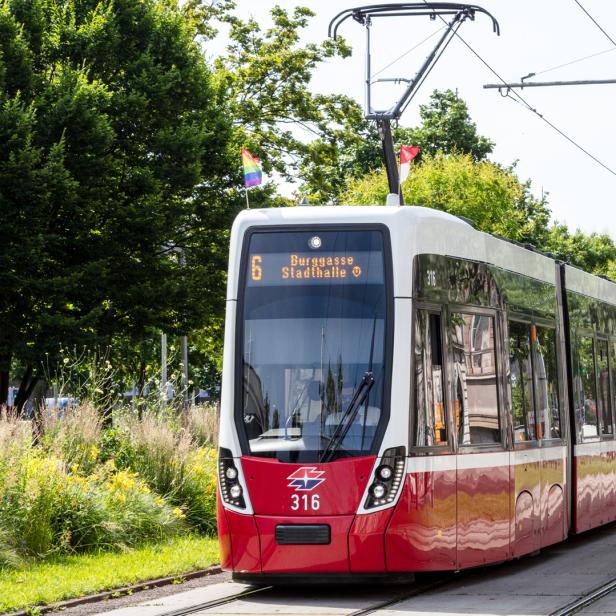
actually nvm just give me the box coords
[400,145,420,164]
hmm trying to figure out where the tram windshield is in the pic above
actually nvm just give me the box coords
[239,229,388,462]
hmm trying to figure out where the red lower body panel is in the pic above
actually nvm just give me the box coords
[216,493,233,570]
[256,515,354,573]
[349,508,393,572]
[223,508,261,573]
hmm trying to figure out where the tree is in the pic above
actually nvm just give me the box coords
[0,0,233,409]
[407,89,494,162]
[341,152,550,243]
[301,89,494,202]
[213,5,365,201]
[543,224,616,277]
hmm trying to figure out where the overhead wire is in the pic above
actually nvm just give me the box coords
[530,46,616,78]
[573,0,616,47]
[371,26,446,78]
[419,0,616,178]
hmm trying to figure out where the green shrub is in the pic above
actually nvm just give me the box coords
[0,406,219,568]
[117,413,193,498]
[174,448,218,533]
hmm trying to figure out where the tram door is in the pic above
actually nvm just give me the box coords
[451,312,510,568]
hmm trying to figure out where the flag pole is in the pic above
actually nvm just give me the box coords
[245,187,250,209]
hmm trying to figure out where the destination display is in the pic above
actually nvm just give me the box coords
[246,251,384,286]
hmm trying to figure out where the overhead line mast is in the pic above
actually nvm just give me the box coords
[329,3,499,205]
[484,78,616,91]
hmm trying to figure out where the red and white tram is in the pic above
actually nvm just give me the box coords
[216,205,616,582]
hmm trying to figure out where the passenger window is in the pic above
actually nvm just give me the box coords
[450,313,501,446]
[508,321,536,442]
[610,340,616,436]
[597,339,612,436]
[414,310,447,447]
[575,335,598,439]
[533,326,561,440]
[611,340,616,435]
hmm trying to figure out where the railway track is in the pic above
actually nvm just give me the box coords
[144,569,616,616]
[549,575,616,616]
[141,573,457,616]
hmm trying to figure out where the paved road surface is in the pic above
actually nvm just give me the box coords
[95,523,616,616]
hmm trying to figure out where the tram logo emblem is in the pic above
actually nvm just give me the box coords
[287,467,326,491]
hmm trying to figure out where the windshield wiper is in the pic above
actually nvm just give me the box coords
[319,371,375,463]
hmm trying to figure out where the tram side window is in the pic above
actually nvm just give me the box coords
[610,340,616,436]
[596,339,612,436]
[450,313,501,446]
[533,326,561,440]
[574,335,598,439]
[414,310,447,447]
[508,321,536,443]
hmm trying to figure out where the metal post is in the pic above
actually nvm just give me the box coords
[364,18,372,116]
[178,247,189,410]
[161,332,167,400]
[378,118,403,204]
[181,334,189,409]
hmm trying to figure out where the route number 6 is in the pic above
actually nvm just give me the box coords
[290,494,320,511]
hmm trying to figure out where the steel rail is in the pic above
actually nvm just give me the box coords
[346,573,458,616]
[550,576,616,616]
[152,573,458,616]
[154,585,273,616]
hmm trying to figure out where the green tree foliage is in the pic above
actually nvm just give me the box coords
[0,0,232,404]
[341,152,550,244]
[543,224,616,276]
[407,89,494,162]
[302,89,494,202]
[213,5,365,199]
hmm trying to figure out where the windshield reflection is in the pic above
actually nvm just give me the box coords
[239,230,388,462]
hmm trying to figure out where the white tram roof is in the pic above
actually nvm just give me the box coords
[564,263,616,304]
[227,205,556,300]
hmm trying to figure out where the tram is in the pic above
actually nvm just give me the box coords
[216,205,616,582]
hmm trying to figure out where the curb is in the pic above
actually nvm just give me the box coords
[5,564,223,616]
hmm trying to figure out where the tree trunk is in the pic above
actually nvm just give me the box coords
[15,364,34,415]
[136,358,147,420]
[0,351,11,407]
[30,377,46,445]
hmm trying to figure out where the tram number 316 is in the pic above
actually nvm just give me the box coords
[290,494,320,511]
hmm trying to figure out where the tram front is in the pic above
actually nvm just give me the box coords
[217,211,407,582]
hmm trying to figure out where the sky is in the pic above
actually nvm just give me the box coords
[214,1,616,239]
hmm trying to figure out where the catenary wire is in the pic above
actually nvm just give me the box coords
[531,46,616,78]
[372,26,446,78]
[573,0,616,47]
[419,0,616,178]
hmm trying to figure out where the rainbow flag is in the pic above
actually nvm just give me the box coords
[242,148,262,188]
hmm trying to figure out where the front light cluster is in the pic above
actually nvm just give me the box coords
[364,446,406,509]
[218,447,246,509]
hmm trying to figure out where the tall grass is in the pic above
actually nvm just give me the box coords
[40,403,102,474]
[0,403,220,568]
[184,403,219,447]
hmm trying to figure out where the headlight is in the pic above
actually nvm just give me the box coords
[377,464,393,480]
[225,467,238,480]
[218,447,246,509]
[364,446,406,509]
[371,483,387,499]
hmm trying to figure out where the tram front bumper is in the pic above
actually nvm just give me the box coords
[255,514,355,573]
[220,508,395,576]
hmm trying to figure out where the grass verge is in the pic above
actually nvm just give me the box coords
[0,535,219,613]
